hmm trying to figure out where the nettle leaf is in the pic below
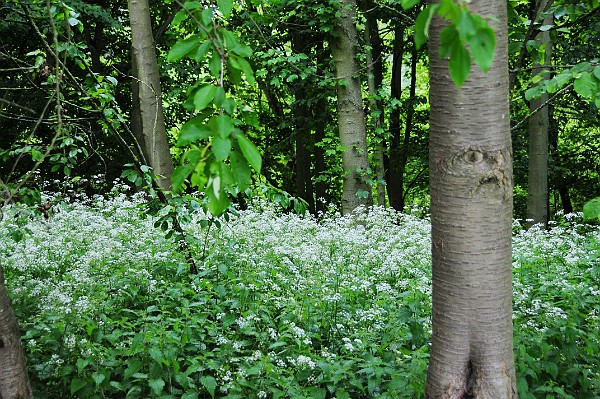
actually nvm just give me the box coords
[217,0,233,18]
[193,85,217,111]
[212,136,231,161]
[469,27,495,73]
[235,132,262,173]
[168,34,202,62]
[148,378,165,396]
[573,72,599,98]
[414,4,438,49]
[200,376,217,398]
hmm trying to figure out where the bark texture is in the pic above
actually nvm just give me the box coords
[0,268,32,399]
[526,9,553,228]
[128,0,174,190]
[426,0,518,397]
[330,0,373,213]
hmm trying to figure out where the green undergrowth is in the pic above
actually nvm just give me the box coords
[0,194,598,398]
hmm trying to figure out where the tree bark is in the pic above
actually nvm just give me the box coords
[426,0,518,396]
[0,267,32,399]
[526,8,553,228]
[128,0,174,190]
[330,0,373,213]
[362,0,387,206]
[388,26,405,210]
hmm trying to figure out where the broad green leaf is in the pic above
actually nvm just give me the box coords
[469,27,495,73]
[213,86,226,106]
[206,177,231,216]
[177,120,212,146]
[439,24,459,59]
[401,0,420,10]
[168,35,202,62]
[414,4,438,49]
[172,164,193,192]
[212,136,231,161]
[193,85,217,111]
[200,375,217,398]
[202,8,214,25]
[236,133,262,173]
[217,0,234,18]
[546,71,571,93]
[92,372,106,386]
[456,9,477,42]
[594,65,600,80]
[124,359,144,380]
[235,57,255,85]
[209,51,222,80]
[448,42,471,87]
[71,378,87,394]
[583,197,600,221]
[149,378,165,395]
[230,150,251,191]
[437,0,460,23]
[212,114,234,138]
[194,41,212,62]
[573,72,598,98]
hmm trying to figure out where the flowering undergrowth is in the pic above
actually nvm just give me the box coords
[0,193,598,399]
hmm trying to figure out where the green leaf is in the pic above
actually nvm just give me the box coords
[594,65,600,80]
[212,114,234,138]
[469,27,495,73]
[177,120,212,146]
[194,41,212,62]
[439,24,459,59]
[230,150,251,191]
[573,72,599,98]
[583,197,600,221]
[124,359,143,380]
[235,133,262,173]
[209,51,222,79]
[71,378,87,395]
[168,35,202,62]
[456,9,477,42]
[194,85,217,111]
[200,375,217,398]
[92,372,106,386]
[546,71,571,93]
[230,56,255,85]
[172,164,192,192]
[212,136,231,161]
[149,378,165,395]
[401,0,420,10]
[217,0,234,18]
[448,43,471,87]
[414,4,438,49]
[202,8,214,25]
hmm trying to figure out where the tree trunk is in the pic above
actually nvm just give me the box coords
[396,42,419,211]
[526,8,553,228]
[362,0,387,206]
[426,0,518,396]
[330,0,373,213]
[0,267,32,399]
[128,0,174,190]
[388,26,405,210]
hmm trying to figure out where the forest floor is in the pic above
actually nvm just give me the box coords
[1,190,599,399]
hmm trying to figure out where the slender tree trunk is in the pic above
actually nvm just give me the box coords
[388,26,404,210]
[128,0,174,190]
[426,0,518,396]
[526,8,553,228]
[0,267,32,399]
[362,0,386,206]
[397,42,418,211]
[330,0,373,213]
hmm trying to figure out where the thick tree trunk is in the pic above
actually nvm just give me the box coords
[128,0,174,190]
[426,0,518,397]
[526,9,553,228]
[388,26,405,210]
[0,268,32,399]
[330,0,373,213]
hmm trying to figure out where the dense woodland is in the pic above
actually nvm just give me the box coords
[0,0,599,398]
